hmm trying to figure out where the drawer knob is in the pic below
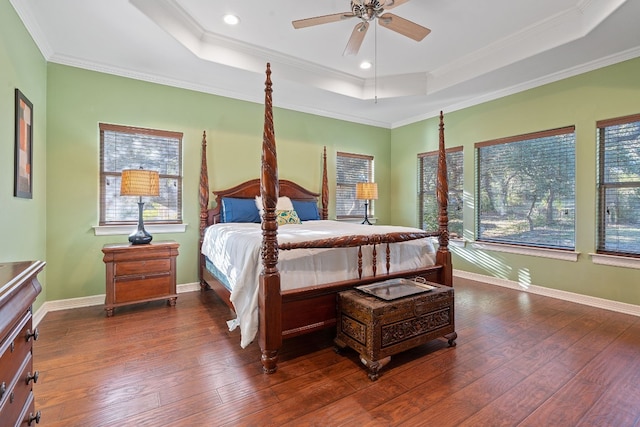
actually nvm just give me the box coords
[28,411,41,426]
[26,371,40,385]
[26,328,39,342]
[0,382,5,400]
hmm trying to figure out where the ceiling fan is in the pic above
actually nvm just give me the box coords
[292,0,431,56]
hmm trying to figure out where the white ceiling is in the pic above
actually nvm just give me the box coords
[11,0,640,128]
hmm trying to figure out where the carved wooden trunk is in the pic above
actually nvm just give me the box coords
[335,282,456,380]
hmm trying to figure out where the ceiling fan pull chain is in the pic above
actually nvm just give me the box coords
[374,21,378,104]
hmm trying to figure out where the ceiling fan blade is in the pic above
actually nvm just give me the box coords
[382,0,411,10]
[378,13,430,41]
[292,12,354,29]
[343,21,369,56]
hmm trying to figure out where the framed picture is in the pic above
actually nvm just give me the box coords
[14,89,33,199]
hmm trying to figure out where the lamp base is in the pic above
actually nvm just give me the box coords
[129,200,153,245]
[361,201,372,225]
[128,228,153,245]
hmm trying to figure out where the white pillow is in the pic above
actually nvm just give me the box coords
[255,196,294,217]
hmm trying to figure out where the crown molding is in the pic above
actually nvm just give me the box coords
[392,45,640,128]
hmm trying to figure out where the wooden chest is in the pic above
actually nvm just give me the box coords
[335,282,456,380]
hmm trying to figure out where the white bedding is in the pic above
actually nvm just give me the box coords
[201,220,436,348]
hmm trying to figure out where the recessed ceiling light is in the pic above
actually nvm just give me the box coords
[360,61,372,70]
[223,14,240,25]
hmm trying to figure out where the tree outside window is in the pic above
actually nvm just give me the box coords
[597,114,640,256]
[418,147,463,236]
[336,152,373,218]
[476,127,576,249]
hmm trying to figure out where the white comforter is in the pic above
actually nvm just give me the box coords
[201,220,436,347]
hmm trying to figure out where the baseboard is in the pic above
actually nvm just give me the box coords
[35,274,640,328]
[454,269,640,317]
[33,282,201,327]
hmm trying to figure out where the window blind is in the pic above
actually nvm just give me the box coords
[475,126,576,249]
[100,123,183,225]
[336,152,373,218]
[418,147,463,235]
[597,113,640,256]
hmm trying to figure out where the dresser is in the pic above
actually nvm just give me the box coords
[0,260,45,426]
[102,241,179,316]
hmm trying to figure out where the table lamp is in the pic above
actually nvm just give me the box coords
[355,182,378,225]
[120,168,160,244]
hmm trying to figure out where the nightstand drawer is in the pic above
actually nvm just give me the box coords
[114,274,171,303]
[116,259,170,276]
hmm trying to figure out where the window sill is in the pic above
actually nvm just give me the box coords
[589,253,640,270]
[471,241,579,262]
[93,223,187,236]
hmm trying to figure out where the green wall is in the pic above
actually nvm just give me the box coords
[45,64,390,301]
[391,57,640,306]
[4,0,640,308]
[0,0,47,309]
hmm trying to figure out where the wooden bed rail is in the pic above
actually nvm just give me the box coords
[279,231,437,280]
[278,231,435,250]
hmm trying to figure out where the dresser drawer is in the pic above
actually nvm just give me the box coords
[114,274,171,303]
[16,391,37,427]
[115,259,170,277]
[0,353,34,425]
[0,313,32,404]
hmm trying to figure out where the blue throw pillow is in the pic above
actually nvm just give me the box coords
[221,197,261,223]
[291,200,320,221]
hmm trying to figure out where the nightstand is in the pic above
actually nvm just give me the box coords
[102,240,179,316]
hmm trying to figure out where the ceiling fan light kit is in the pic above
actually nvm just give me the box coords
[292,0,430,56]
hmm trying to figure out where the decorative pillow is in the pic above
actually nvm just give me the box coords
[291,200,320,221]
[275,209,302,225]
[255,196,294,217]
[221,197,261,223]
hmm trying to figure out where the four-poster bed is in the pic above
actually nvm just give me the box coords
[199,63,453,373]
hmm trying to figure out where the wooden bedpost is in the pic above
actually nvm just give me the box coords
[199,131,209,290]
[321,146,328,220]
[259,63,282,373]
[436,111,453,286]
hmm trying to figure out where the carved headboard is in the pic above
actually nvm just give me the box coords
[207,178,327,225]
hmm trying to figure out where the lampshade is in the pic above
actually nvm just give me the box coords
[355,182,378,200]
[120,169,160,197]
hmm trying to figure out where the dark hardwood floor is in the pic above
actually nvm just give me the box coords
[33,278,640,426]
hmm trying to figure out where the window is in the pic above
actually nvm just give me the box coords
[597,113,640,256]
[100,123,183,225]
[418,147,463,236]
[336,152,374,218]
[476,126,575,249]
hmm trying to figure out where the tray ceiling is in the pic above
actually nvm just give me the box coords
[11,0,640,127]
